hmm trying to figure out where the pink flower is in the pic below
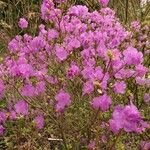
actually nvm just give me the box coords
[14,100,29,116]
[99,0,109,6]
[55,45,68,61]
[34,115,45,129]
[18,18,28,29]
[18,63,33,78]
[113,81,126,94]
[109,104,149,134]
[144,93,150,103]
[9,111,17,120]
[67,62,80,79]
[0,111,6,123]
[20,84,35,97]
[88,140,96,150]
[91,94,112,111]
[35,81,45,94]
[135,65,147,77]
[123,47,143,66]
[83,81,94,95]
[55,90,71,113]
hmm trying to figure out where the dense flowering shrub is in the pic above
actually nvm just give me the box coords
[0,0,149,149]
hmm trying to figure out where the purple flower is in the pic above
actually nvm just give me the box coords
[18,63,33,78]
[91,94,112,111]
[131,21,141,31]
[87,140,96,150]
[67,62,80,79]
[99,0,109,6]
[35,81,45,94]
[55,90,71,113]
[113,81,126,94]
[14,100,29,116]
[34,115,45,129]
[20,84,35,97]
[109,103,149,134]
[30,36,46,51]
[48,29,59,41]
[83,81,94,95]
[18,18,28,29]
[123,47,143,66]
[144,93,150,103]
[135,65,147,77]
[0,111,6,123]
[9,111,17,120]
[55,45,68,61]
[0,125,5,135]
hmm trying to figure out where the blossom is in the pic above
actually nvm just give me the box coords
[35,81,45,94]
[18,18,28,29]
[30,36,46,51]
[9,111,17,120]
[34,115,45,129]
[131,21,141,31]
[99,0,109,6]
[14,100,29,116]
[83,81,94,95]
[0,111,6,123]
[109,104,149,134]
[67,62,80,79]
[144,93,150,103]
[135,65,147,77]
[55,45,68,61]
[91,94,112,111]
[20,84,35,97]
[55,90,71,112]
[123,47,143,65]
[113,81,126,94]
[87,141,96,150]
[18,63,33,78]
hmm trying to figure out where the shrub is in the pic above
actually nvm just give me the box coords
[0,0,149,149]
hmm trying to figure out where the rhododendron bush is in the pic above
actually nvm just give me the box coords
[0,0,150,149]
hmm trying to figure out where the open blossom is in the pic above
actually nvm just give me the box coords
[135,65,147,77]
[18,63,33,78]
[20,84,35,97]
[34,115,45,129]
[18,18,28,29]
[109,104,149,134]
[83,81,94,95]
[113,81,126,94]
[67,62,80,79]
[123,47,143,65]
[14,100,29,116]
[91,94,112,111]
[55,90,71,112]
[55,45,68,61]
